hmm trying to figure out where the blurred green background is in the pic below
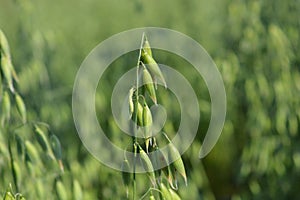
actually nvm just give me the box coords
[0,0,299,199]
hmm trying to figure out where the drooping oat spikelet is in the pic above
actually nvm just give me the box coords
[141,50,166,89]
[142,63,157,104]
[0,73,3,99]
[142,37,152,57]
[168,143,187,186]
[34,125,49,152]
[15,93,26,123]
[56,181,68,200]
[168,188,181,200]
[25,140,40,164]
[1,56,14,92]
[15,134,24,158]
[1,91,11,124]
[50,134,64,171]
[73,179,83,200]
[142,99,153,152]
[139,147,156,186]
[0,29,10,57]
[128,87,135,118]
[159,182,172,200]
[161,134,187,187]
[149,194,156,200]
[132,98,144,127]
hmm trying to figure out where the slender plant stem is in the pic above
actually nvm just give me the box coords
[132,32,145,200]
[132,142,137,200]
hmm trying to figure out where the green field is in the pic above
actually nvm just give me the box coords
[0,0,300,199]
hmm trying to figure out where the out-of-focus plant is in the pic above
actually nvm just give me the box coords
[217,0,300,199]
[0,28,67,199]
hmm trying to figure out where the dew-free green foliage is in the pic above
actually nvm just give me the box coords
[0,0,300,199]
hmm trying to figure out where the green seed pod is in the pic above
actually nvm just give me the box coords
[9,62,19,83]
[142,100,153,152]
[142,66,157,104]
[19,195,26,200]
[50,134,62,160]
[25,140,40,164]
[168,143,187,185]
[121,159,131,198]
[15,134,24,158]
[15,93,26,123]
[139,147,156,186]
[0,29,10,56]
[160,138,180,189]
[168,188,181,200]
[4,191,14,200]
[50,134,64,171]
[159,183,172,200]
[143,38,152,57]
[73,179,83,200]
[142,100,152,128]
[128,87,135,118]
[2,91,11,123]
[0,73,3,99]
[1,56,14,92]
[36,179,45,199]
[149,194,156,200]
[25,150,31,163]
[12,161,21,188]
[56,181,68,200]
[132,100,143,126]
[25,157,35,175]
[141,51,166,89]
[34,125,49,152]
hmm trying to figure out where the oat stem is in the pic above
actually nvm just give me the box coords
[132,32,145,200]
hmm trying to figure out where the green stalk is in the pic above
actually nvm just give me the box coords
[132,32,145,200]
